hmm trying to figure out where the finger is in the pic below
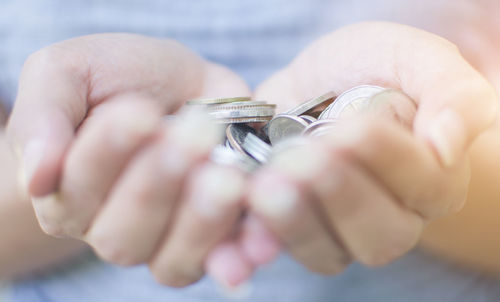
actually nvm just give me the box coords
[314,152,425,267]
[255,21,498,167]
[150,163,246,287]
[33,96,161,237]
[85,110,222,265]
[206,241,254,289]
[248,168,350,275]
[238,215,281,266]
[322,116,470,219]
[6,34,242,197]
[258,141,424,267]
[362,89,417,128]
[204,215,281,288]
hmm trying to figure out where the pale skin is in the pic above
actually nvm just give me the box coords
[6,34,253,286]
[0,111,86,280]
[1,17,500,288]
[209,22,500,284]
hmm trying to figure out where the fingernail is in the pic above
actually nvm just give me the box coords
[22,139,45,188]
[249,175,300,220]
[192,166,245,219]
[427,109,466,167]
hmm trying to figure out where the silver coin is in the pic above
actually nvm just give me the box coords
[187,96,252,106]
[209,106,276,119]
[207,103,276,111]
[302,119,338,138]
[319,85,385,119]
[285,91,336,116]
[226,124,256,155]
[215,116,272,124]
[242,133,272,163]
[261,122,270,138]
[206,101,268,109]
[299,115,317,124]
[215,116,273,124]
[267,114,310,145]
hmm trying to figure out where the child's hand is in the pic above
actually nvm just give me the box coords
[207,22,498,285]
[7,34,250,287]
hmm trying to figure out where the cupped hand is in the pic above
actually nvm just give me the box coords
[208,21,497,286]
[7,33,250,287]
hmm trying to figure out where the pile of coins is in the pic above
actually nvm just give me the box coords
[186,97,276,124]
[186,85,397,172]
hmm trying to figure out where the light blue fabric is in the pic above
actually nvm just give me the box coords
[3,0,500,301]
[0,0,452,107]
[9,250,500,302]
[0,0,338,108]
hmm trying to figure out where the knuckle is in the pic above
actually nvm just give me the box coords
[23,48,50,72]
[90,102,159,147]
[24,45,86,78]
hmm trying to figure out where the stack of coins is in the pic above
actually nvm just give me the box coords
[186,97,275,172]
[185,85,408,172]
[187,97,276,124]
[266,91,336,145]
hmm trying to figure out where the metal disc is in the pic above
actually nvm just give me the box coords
[187,96,252,106]
[226,124,256,155]
[267,114,309,145]
[242,133,272,163]
[216,116,273,124]
[302,119,338,137]
[319,85,385,119]
[300,115,317,124]
[285,91,336,116]
[209,107,276,119]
